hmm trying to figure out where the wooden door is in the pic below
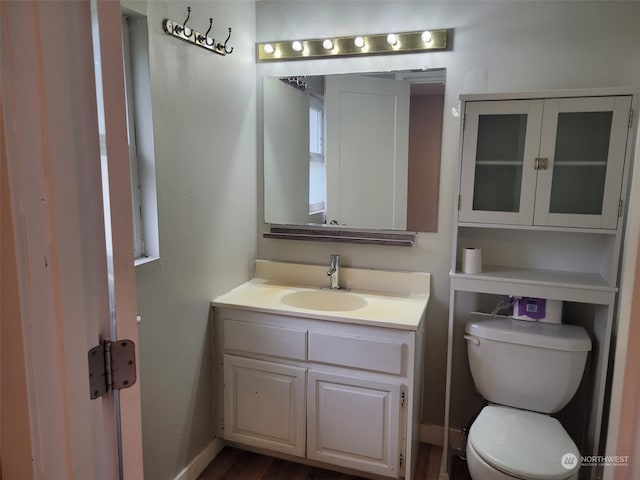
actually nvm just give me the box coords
[307,370,401,478]
[224,355,306,457]
[1,0,143,478]
[325,74,410,230]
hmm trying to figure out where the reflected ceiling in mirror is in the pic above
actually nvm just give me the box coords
[263,68,445,232]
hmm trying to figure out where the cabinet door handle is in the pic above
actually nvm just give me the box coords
[535,157,549,170]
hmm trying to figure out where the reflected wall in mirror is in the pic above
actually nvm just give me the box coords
[263,69,445,232]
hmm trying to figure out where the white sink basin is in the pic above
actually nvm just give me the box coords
[281,289,368,312]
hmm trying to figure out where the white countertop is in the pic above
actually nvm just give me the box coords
[212,261,430,330]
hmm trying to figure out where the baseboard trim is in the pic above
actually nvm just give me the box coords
[174,437,225,480]
[420,423,465,451]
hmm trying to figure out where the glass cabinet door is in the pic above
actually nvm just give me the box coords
[534,96,631,229]
[459,100,542,225]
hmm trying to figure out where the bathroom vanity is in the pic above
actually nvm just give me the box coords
[212,260,430,479]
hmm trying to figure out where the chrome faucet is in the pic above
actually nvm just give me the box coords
[327,254,341,290]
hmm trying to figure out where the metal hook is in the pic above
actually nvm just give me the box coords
[182,6,192,38]
[197,18,214,46]
[223,27,233,54]
[205,18,214,46]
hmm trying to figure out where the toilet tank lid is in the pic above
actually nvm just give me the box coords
[466,313,592,352]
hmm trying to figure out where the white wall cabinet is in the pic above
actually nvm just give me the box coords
[459,95,632,229]
[214,308,424,479]
[444,89,636,480]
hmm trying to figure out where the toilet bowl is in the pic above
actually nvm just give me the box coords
[466,406,580,480]
[464,313,592,480]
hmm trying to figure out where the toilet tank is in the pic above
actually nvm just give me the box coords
[465,313,592,414]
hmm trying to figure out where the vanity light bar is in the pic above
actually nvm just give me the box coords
[256,29,448,62]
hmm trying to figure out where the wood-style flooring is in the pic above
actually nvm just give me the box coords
[198,443,448,480]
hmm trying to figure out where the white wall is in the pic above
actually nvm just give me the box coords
[122,1,256,478]
[256,0,640,427]
[264,77,311,224]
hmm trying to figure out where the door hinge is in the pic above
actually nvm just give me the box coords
[400,391,406,407]
[629,109,634,128]
[618,199,624,217]
[458,194,461,211]
[399,452,404,468]
[88,339,137,399]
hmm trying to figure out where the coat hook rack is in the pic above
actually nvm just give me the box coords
[162,6,233,56]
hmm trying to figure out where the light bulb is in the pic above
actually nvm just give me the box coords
[421,31,432,43]
[263,44,274,54]
[386,33,397,45]
[292,41,303,52]
[322,39,333,50]
[354,36,365,48]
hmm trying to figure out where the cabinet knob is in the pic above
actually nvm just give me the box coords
[535,157,549,170]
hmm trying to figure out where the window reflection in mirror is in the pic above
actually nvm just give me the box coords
[263,69,445,232]
[309,97,325,222]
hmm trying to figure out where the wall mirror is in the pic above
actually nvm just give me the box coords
[263,68,445,233]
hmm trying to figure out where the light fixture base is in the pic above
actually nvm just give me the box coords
[257,29,449,62]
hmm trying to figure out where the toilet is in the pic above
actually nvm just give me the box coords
[464,312,592,480]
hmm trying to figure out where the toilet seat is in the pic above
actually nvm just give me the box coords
[468,406,581,480]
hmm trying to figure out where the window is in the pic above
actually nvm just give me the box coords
[309,97,326,215]
[121,11,159,264]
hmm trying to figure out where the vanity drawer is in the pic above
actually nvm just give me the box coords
[308,332,403,375]
[224,320,307,361]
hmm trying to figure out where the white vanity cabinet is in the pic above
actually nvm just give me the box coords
[459,95,632,229]
[214,307,424,479]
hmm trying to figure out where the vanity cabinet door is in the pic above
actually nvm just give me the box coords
[459,100,543,225]
[533,96,631,229]
[223,355,306,457]
[306,370,402,478]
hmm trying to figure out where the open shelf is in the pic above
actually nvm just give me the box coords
[451,265,616,304]
[455,227,619,289]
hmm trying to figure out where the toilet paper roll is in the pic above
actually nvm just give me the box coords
[462,247,482,274]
